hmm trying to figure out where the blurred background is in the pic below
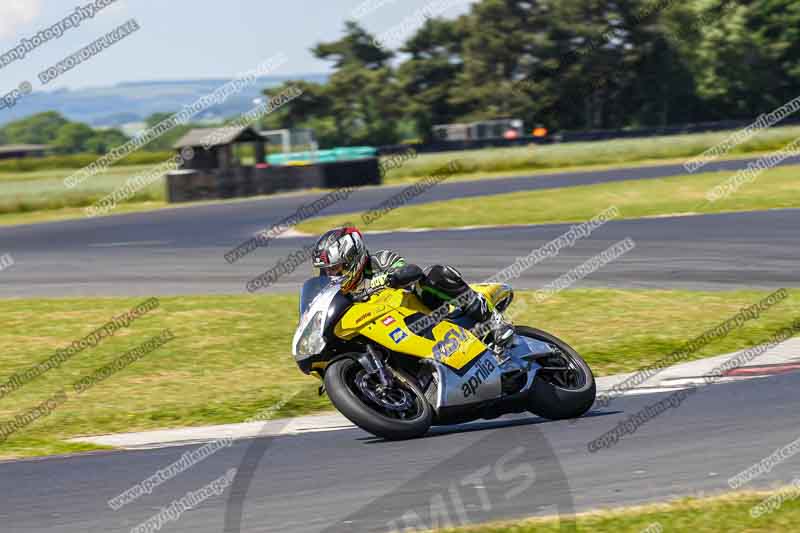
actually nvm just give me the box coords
[3,0,796,143]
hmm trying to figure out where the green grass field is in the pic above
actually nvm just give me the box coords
[0,288,795,459]
[437,490,800,532]
[382,125,800,183]
[0,164,166,217]
[2,125,800,226]
[297,164,800,233]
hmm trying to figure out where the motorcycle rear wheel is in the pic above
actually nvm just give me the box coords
[325,357,433,440]
[517,326,596,420]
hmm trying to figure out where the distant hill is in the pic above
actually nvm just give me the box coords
[0,74,328,128]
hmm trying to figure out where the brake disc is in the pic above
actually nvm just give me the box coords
[355,372,414,412]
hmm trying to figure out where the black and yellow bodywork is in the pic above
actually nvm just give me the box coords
[327,283,512,371]
[294,276,595,438]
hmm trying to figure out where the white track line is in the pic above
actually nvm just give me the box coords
[89,240,172,248]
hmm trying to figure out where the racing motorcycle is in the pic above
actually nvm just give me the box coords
[292,276,596,440]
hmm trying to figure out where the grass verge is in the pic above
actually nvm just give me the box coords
[0,164,165,219]
[0,151,173,175]
[0,288,796,459]
[0,201,169,227]
[436,490,800,532]
[3,125,800,226]
[382,126,800,182]
[0,186,332,227]
[297,163,800,233]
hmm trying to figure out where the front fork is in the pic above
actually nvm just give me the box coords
[358,345,394,389]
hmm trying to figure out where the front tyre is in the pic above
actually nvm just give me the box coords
[517,326,596,420]
[324,357,433,440]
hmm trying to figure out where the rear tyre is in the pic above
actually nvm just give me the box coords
[324,357,433,440]
[517,326,596,420]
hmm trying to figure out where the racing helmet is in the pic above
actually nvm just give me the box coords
[312,226,369,293]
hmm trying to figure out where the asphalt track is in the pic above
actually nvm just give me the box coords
[3,372,800,532]
[0,207,797,297]
[0,154,798,298]
[1,158,799,532]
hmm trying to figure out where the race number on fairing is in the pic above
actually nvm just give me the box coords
[432,326,469,360]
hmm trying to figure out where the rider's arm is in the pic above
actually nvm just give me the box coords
[387,264,424,288]
[367,250,422,290]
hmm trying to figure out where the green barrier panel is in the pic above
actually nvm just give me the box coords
[266,146,377,165]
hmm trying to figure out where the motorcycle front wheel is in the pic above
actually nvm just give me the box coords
[324,357,433,440]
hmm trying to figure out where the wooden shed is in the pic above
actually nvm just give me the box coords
[0,144,49,160]
[173,126,266,171]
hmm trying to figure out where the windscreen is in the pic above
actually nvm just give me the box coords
[299,275,333,315]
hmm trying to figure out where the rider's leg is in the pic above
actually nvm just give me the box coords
[417,265,514,344]
[416,265,470,307]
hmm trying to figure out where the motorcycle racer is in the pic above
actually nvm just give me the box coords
[311,226,514,345]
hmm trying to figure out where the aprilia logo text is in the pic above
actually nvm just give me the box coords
[462,358,495,398]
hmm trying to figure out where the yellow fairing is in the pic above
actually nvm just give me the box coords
[334,288,486,371]
[473,283,513,311]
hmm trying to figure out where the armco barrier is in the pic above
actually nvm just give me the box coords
[165,158,379,203]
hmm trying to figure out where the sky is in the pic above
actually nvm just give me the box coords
[0,0,478,92]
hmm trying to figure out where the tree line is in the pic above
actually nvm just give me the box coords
[3,0,797,153]
[0,111,192,155]
[259,0,800,146]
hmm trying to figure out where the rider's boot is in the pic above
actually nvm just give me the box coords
[488,310,515,346]
[464,292,514,346]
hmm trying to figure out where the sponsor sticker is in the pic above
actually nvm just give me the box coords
[382,315,396,326]
[370,273,389,288]
[389,327,407,344]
